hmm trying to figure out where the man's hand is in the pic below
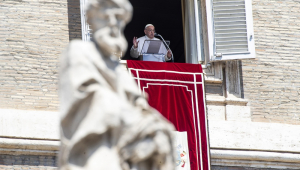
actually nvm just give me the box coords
[133,37,139,48]
[167,50,172,59]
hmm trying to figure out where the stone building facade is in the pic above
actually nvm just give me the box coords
[0,0,82,111]
[243,0,300,125]
[1,0,300,169]
[0,0,80,169]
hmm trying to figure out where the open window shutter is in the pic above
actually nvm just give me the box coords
[80,0,91,41]
[206,0,255,61]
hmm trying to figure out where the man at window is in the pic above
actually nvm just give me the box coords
[130,24,172,62]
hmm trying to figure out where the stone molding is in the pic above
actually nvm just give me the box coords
[206,95,248,106]
[1,109,300,168]
[0,138,59,156]
[0,109,59,156]
[2,136,300,169]
[209,120,300,153]
[211,149,300,169]
[0,109,60,140]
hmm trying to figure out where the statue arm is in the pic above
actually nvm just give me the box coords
[59,41,125,140]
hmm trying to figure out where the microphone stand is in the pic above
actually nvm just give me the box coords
[155,34,174,62]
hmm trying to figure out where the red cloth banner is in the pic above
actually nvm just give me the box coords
[127,61,210,170]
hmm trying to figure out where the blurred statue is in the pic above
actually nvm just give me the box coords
[58,0,175,169]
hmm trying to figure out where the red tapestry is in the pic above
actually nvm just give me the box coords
[127,60,210,170]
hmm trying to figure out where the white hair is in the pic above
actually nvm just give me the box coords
[145,24,154,29]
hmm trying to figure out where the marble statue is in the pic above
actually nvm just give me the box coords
[58,0,175,169]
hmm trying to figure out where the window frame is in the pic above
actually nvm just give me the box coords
[80,0,91,41]
[205,0,255,62]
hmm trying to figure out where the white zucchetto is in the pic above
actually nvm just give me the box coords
[145,24,154,29]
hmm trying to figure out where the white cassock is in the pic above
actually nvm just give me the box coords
[130,35,172,62]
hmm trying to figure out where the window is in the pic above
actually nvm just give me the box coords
[80,0,91,41]
[79,0,255,63]
[206,0,255,61]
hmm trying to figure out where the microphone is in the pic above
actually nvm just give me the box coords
[154,33,173,62]
[154,33,160,36]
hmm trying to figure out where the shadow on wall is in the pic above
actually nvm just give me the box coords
[67,0,82,41]
[0,155,57,167]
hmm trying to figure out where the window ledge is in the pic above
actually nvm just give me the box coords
[211,149,300,169]
[206,96,248,106]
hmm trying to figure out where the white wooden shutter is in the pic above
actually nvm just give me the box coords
[206,0,255,61]
[80,0,92,41]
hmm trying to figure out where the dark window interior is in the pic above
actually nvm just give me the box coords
[122,0,185,63]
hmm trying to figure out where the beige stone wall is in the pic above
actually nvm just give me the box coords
[242,0,300,124]
[0,0,82,111]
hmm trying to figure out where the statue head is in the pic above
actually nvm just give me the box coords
[86,0,132,58]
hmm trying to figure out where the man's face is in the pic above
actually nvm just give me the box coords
[86,1,132,57]
[144,26,155,39]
